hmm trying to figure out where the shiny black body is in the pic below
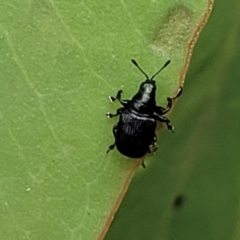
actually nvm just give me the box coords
[106,59,182,164]
[116,110,156,158]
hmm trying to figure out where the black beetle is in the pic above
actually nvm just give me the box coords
[106,59,182,167]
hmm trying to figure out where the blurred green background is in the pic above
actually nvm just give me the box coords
[105,1,240,240]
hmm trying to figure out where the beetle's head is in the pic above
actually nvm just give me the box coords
[131,59,171,86]
[139,80,156,92]
[137,80,157,101]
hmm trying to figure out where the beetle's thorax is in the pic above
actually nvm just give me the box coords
[131,80,156,114]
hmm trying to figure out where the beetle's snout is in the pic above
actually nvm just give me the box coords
[141,82,156,94]
[146,85,153,93]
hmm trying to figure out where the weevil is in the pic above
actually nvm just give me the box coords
[106,59,182,167]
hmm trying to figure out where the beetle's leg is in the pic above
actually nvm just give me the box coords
[154,114,174,132]
[106,124,118,153]
[106,107,124,118]
[109,90,130,107]
[112,123,118,137]
[154,106,165,115]
[155,87,183,115]
[141,161,146,168]
[149,134,157,148]
[143,135,158,168]
[106,143,115,153]
[109,90,122,102]
[147,134,158,155]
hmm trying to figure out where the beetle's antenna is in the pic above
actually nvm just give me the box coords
[131,59,149,80]
[150,60,171,80]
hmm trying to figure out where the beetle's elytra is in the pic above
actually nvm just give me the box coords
[106,59,182,167]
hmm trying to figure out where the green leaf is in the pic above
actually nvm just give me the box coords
[106,0,240,240]
[0,1,212,239]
